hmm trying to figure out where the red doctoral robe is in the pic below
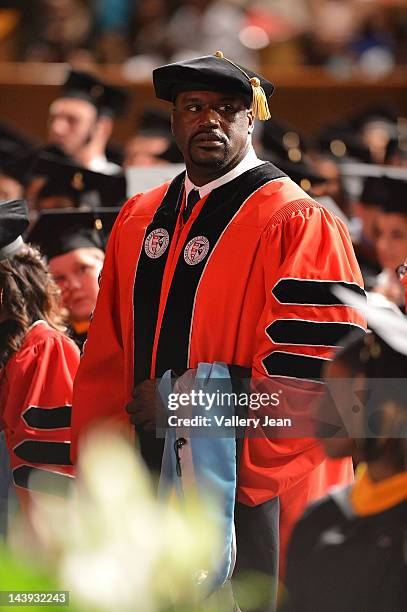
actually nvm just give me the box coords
[71,164,365,565]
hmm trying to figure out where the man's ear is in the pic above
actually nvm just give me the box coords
[247,109,255,134]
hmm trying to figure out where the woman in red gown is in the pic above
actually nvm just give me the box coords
[0,200,79,509]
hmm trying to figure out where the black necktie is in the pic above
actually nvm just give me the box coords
[183,189,200,222]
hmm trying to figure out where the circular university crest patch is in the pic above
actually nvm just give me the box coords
[144,228,170,259]
[184,236,210,266]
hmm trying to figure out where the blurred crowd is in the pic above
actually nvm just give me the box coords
[0,0,405,78]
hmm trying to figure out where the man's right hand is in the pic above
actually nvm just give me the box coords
[125,379,159,432]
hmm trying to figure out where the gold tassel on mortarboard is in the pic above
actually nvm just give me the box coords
[248,76,271,121]
[214,51,271,121]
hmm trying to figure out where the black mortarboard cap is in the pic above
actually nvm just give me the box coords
[339,161,407,206]
[349,104,399,133]
[153,51,274,121]
[27,208,120,260]
[38,144,74,163]
[360,176,389,206]
[375,177,407,215]
[31,154,127,208]
[0,123,38,186]
[0,199,29,260]
[60,70,130,118]
[0,152,37,187]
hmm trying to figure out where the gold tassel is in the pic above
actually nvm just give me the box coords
[249,77,271,121]
[214,51,271,121]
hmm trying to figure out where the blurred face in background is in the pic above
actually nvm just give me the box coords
[123,135,170,168]
[311,158,342,200]
[48,97,97,158]
[362,123,391,166]
[0,176,24,201]
[353,201,380,244]
[49,247,104,322]
[375,211,407,271]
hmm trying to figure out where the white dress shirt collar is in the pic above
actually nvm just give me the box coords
[184,145,264,200]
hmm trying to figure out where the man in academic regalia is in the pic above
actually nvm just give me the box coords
[71,52,365,610]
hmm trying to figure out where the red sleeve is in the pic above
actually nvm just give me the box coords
[2,328,79,501]
[238,201,365,505]
[70,198,138,463]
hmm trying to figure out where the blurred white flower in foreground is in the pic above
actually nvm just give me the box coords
[29,431,221,612]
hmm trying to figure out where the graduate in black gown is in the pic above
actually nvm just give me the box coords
[283,290,407,612]
[27,208,118,352]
